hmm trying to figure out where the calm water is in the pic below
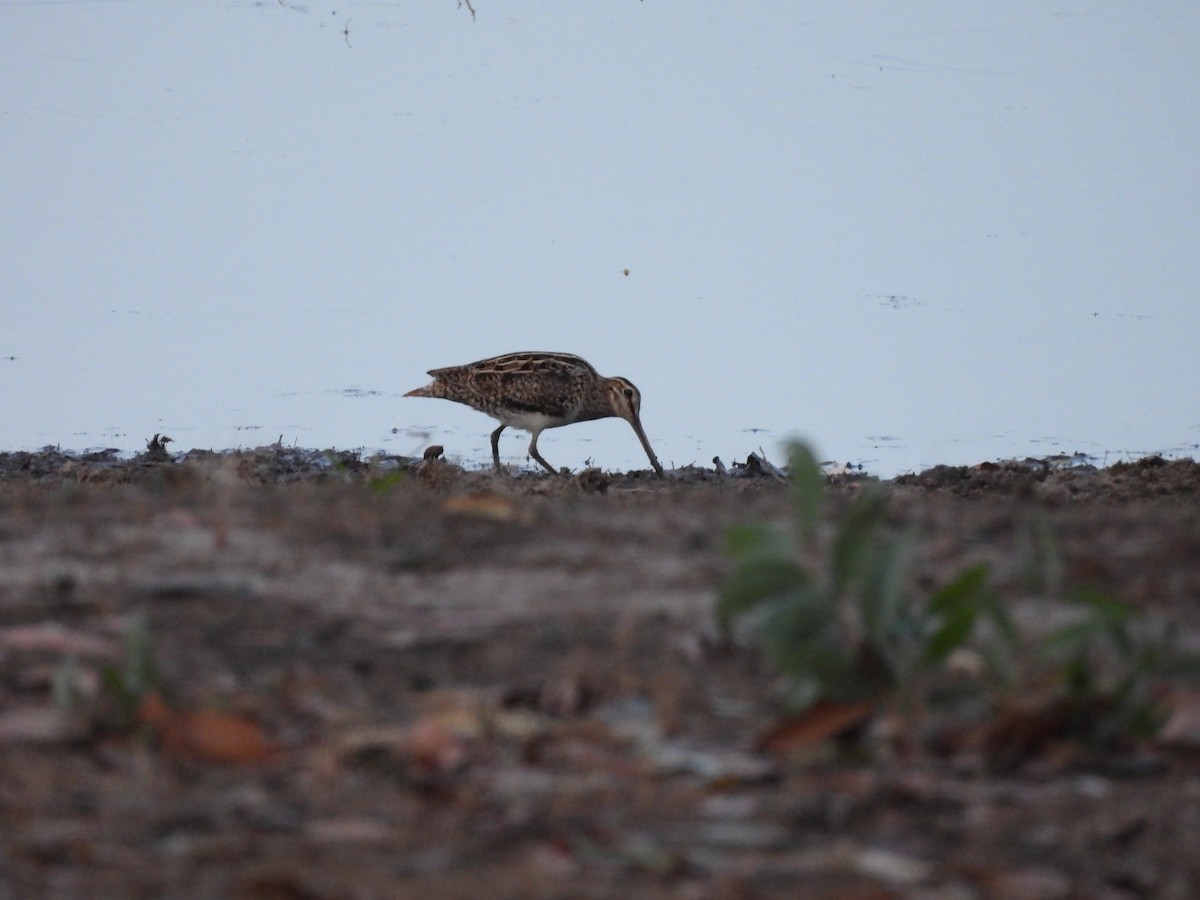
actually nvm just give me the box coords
[4,2,1198,476]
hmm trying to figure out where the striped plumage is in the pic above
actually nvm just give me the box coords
[405,351,663,476]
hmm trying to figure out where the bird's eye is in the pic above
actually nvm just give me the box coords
[623,388,634,399]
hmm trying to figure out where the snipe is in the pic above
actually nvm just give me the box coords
[404,351,664,476]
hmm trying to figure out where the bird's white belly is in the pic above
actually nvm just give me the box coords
[493,409,566,433]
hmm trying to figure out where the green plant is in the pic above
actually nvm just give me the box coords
[718,441,1197,753]
[1034,588,1173,744]
[1014,507,1062,596]
[718,441,1011,711]
[99,613,161,724]
[367,468,407,493]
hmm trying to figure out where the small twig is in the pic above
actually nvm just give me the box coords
[459,0,476,21]
[343,17,352,48]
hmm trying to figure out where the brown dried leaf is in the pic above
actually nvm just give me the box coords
[757,700,875,754]
[442,491,525,522]
[138,693,281,766]
[943,698,1104,771]
[1158,688,1200,747]
[405,717,469,773]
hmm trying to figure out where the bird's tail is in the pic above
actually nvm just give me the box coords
[404,382,438,398]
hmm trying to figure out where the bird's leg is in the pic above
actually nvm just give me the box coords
[490,424,506,472]
[527,431,558,475]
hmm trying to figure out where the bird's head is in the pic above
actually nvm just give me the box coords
[606,377,644,425]
[606,376,664,476]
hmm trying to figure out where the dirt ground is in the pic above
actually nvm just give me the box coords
[2,445,1200,899]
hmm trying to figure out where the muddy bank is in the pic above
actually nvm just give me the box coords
[5,441,1200,497]
[1,446,1199,898]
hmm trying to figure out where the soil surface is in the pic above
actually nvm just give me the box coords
[2,445,1200,899]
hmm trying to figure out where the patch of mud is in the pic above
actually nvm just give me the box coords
[4,444,1198,501]
[1,442,1199,897]
[894,455,1200,501]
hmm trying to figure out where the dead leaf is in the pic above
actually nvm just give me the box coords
[982,701,1077,770]
[405,717,469,773]
[943,698,1112,771]
[1158,688,1200,747]
[489,708,548,743]
[503,675,593,717]
[138,693,281,766]
[442,491,527,522]
[757,700,875,754]
[305,817,393,845]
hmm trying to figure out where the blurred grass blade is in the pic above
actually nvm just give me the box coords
[725,523,792,562]
[982,593,1020,647]
[124,613,159,698]
[929,563,989,615]
[1040,619,1103,657]
[924,606,979,666]
[830,487,888,597]
[787,441,825,547]
[718,559,810,629]
[860,531,912,646]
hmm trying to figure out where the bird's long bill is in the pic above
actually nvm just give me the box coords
[629,416,664,476]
